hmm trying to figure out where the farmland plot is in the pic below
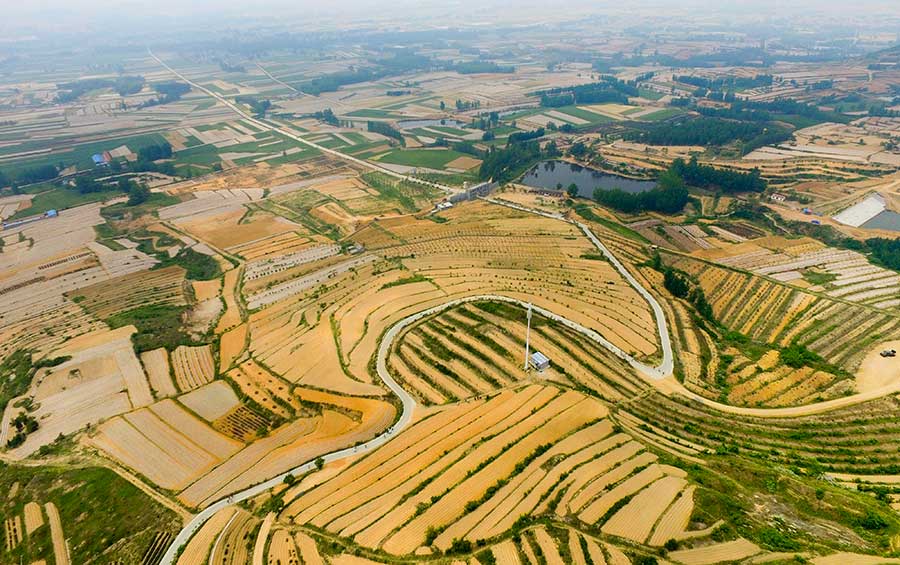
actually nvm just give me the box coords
[66,265,187,319]
[179,380,241,421]
[171,344,216,391]
[2,326,152,458]
[141,348,177,398]
[281,385,709,555]
[89,400,241,490]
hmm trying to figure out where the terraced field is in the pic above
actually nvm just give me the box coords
[672,253,900,366]
[281,385,709,555]
[390,300,644,405]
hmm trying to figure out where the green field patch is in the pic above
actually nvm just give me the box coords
[637,88,666,100]
[341,131,369,145]
[374,148,470,169]
[380,274,431,289]
[346,109,404,119]
[556,106,615,124]
[0,133,168,177]
[427,125,472,137]
[0,463,179,564]
[11,187,121,219]
[639,108,685,121]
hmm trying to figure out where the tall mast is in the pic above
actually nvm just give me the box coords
[524,303,532,370]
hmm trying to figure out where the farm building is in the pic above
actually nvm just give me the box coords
[530,351,550,371]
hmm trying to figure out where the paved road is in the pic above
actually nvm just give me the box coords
[162,191,880,561]
[483,197,673,379]
[159,287,671,563]
[159,295,420,564]
[149,51,457,197]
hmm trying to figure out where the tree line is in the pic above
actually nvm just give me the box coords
[55,76,145,103]
[670,156,766,193]
[534,78,638,108]
[138,82,191,109]
[675,74,773,91]
[592,168,688,214]
[625,117,791,150]
[478,137,560,183]
[1,142,177,192]
[368,121,404,144]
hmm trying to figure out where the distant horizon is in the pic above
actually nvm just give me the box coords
[3,0,900,38]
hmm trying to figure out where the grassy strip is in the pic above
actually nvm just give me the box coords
[573,203,649,243]
[381,274,429,289]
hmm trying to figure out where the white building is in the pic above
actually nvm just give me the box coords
[529,351,550,371]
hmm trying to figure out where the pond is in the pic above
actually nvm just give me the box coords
[861,210,900,232]
[520,160,657,198]
[397,119,467,130]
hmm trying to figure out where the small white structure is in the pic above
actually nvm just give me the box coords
[530,351,550,372]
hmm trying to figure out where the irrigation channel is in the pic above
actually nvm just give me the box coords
[159,201,675,563]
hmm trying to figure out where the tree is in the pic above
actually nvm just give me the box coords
[315,456,325,470]
[663,269,689,298]
[127,184,150,206]
[440,101,446,111]
[566,183,579,198]
[569,141,588,158]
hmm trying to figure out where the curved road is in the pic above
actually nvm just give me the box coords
[159,199,677,562]
[159,287,671,563]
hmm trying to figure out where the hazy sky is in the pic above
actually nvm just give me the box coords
[4,0,899,37]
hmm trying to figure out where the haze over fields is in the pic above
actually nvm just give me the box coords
[1,2,900,564]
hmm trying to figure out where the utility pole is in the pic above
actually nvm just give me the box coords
[524,303,532,371]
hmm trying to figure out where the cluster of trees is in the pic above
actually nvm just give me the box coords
[675,74,773,91]
[507,128,545,145]
[595,47,773,70]
[139,82,191,108]
[55,76,145,103]
[236,96,272,117]
[478,138,560,183]
[16,164,60,186]
[593,168,688,214]
[455,99,481,111]
[298,55,433,96]
[536,78,638,107]
[301,68,384,95]
[368,121,404,144]
[626,117,790,149]
[6,412,38,448]
[670,156,767,193]
[651,254,714,321]
[138,142,173,162]
[218,61,246,73]
[698,98,849,125]
[472,111,500,130]
[453,61,514,74]
[71,174,150,205]
[374,53,432,74]
[313,108,340,126]
[780,343,822,369]
[850,238,900,272]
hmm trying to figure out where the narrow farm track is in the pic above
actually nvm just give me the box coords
[149,50,457,196]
